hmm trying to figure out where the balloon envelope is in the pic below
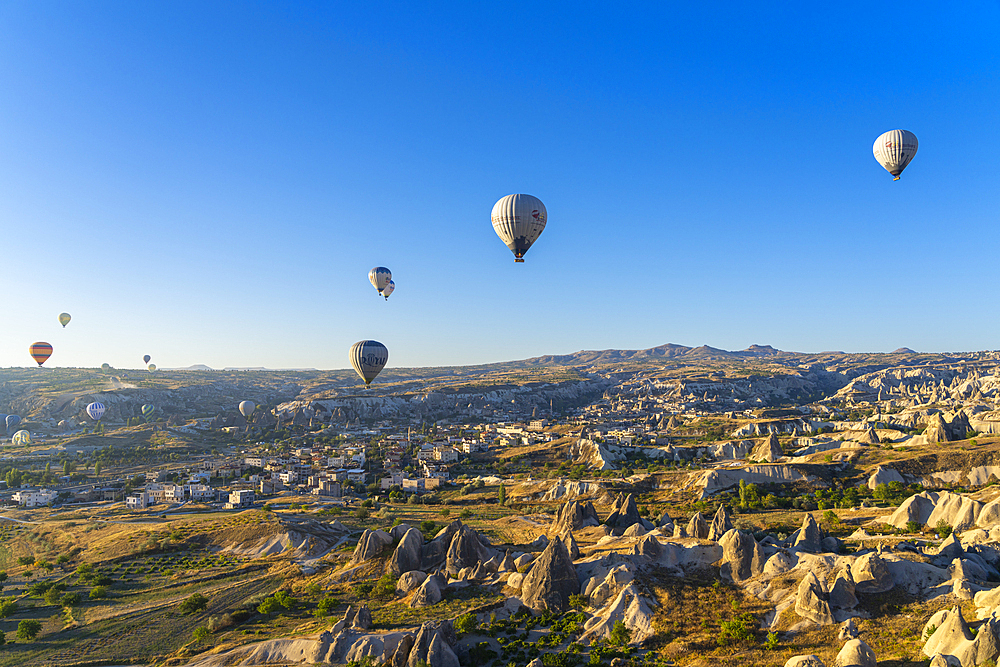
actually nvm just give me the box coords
[239,400,256,418]
[58,313,71,328]
[12,430,30,446]
[148,364,157,372]
[143,355,151,364]
[369,267,392,294]
[873,129,918,179]
[382,280,395,300]
[350,340,389,386]
[491,194,547,262]
[29,342,53,367]
[86,402,106,421]
[141,404,155,418]
[101,363,111,372]
[5,415,20,430]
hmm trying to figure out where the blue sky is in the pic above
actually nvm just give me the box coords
[1,2,999,369]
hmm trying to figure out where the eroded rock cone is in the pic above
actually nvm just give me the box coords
[793,513,824,553]
[718,529,764,583]
[687,512,709,540]
[409,575,442,608]
[389,527,425,575]
[834,638,876,667]
[406,621,459,667]
[553,499,600,534]
[561,531,580,560]
[851,552,893,594]
[708,505,733,541]
[421,520,464,571]
[605,493,643,531]
[351,529,392,565]
[445,524,493,577]
[795,571,834,625]
[752,432,783,462]
[520,535,579,612]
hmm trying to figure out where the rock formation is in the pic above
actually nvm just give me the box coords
[520,537,579,612]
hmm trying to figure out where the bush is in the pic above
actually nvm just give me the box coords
[257,597,282,615]
[607,619,631,647]
[315,596,339,618]
[906,520,923,534]
[454,612,477,635]
[460,508,473,519]
[180,593,209,615]
[89,586,108,599]
[192,626,211,643]
[936,520,953,539]
[716,613,757,646]
[17,556,34,566]
[568,594,588,609]
[207,613,234,632]
[61,592,81,606]
[0,598,18,618]
[372,573,398,601]
[16,619,42,641]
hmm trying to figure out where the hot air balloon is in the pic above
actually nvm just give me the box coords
[369,267,392,295]
[873,130,918,180]
[491,194,547,262]
[101,363,111,373]
[6,415,20,431]
[147,364,157,372]
[350,340,388,387]
[141,404,155,419]
[59,313,71,328]
[12,430,30,446]
[86,402,106,421]
[29,342,53,367]
[382,280,395,301]
[239,401,256,418]
[143,355,151,364]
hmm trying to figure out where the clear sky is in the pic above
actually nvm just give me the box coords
[2,2,998,370]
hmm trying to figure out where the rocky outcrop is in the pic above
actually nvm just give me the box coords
[687,512,709,539]
[851,552,893,594]
[793,514,824,553]
[785,656,826,667]
[409,575,443,608]
[887,491,983,532]
[580,583,656,645]
[834,639,877,667]
[445,525,493,576]
[405,621,459,667]
[605,493,643,531]
[751,433,783,463]
[396,571,427,594]
[520,537,579,612]
[795,571,834,625]
[708,505,733,541]
[351,529,393,565]
[717,530,764,583]
[922,606,1000,667]
[389,528,425,576]
[420,520,463,571]
[924,413,952,443]
[552,499,600,535]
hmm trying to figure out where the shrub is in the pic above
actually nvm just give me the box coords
[257,597,282,614]
[716,613,756,646]
[351,582,374,597]
[454,612,477,635]
[315,596,339,618]
[180,593,209,615]
[90,586,108,599]
[372,573,398,601]
[192,626,211,643]
[764,631,779,650]
[0,598,18,618]
[17,556,34,566]
[607,620,631,647]
[16,619,42,641]
[568,594,588,609]
[906,520,922,534]
[207,613,234,632]
[936,520,953,539]
[61,592,81,606]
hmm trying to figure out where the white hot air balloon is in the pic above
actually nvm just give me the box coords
[382,280,395,301]
[86,402,106,421]
[239,401,256,418]
[491,194,547,262]
[12,430,31,446]
[873,129,918,180]
[369,267,392,295]
[350,340,388,387]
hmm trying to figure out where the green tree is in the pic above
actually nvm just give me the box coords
[94,461,103,476]
[192,626,211,643]
[498,484,506,506]
[16,619,42,641]
[89,586,107,599]
[0,598,18,618]
[179,593,209,615]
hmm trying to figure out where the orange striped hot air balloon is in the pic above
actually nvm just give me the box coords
[29,342,53,367]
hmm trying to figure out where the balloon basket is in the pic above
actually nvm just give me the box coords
[514,258,524,263]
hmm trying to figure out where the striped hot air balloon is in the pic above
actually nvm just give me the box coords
[873,129,918,180]
[350,340,388,386]
[29,342,53,367]
[369,267,392,295]
[86,402,106,421]
[12,430,31,446]
[141,404,155,420]
[382,280,395,301]
[101,363,111,373]
[491,194,547,262]
[147,364,157,372]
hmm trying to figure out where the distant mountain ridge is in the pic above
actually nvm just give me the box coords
[524,343,785,365]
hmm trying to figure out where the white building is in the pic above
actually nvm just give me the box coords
[346,469,366,484]
[279,470,299,485]
[433,446,459,463]
[225,489,255,509]
[244,456,264,467]
[13,489,58,508]
[125,490,149,510]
